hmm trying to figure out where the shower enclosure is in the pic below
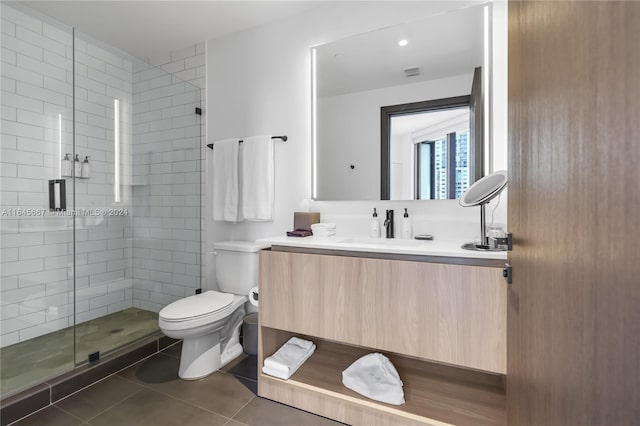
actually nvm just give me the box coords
[1,3,202,398]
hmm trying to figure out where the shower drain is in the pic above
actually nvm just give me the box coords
[110,328,124,334]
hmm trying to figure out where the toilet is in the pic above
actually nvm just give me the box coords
[158,241,267,380]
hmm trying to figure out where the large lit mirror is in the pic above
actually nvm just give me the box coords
[312,4,489,201]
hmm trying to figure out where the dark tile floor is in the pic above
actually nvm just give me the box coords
[9,343,343,426]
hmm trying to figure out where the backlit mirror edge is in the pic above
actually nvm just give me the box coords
[311,47,318,199]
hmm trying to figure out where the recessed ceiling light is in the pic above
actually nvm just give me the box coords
[398,39,409,47]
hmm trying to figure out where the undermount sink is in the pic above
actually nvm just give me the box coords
[337,237,425,247]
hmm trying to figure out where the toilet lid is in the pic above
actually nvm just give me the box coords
[159,291,234,321]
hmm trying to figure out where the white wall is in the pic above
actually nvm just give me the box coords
[317,73,472,200]
[391,132,414,200]
[205,1,507,287]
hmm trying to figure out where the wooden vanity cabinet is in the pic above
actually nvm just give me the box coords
[258,248,507,425]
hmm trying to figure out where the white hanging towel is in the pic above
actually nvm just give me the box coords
[342,353,405,405]
[211,139,243,222]
[262,337,316,380]
[241,135,274,221]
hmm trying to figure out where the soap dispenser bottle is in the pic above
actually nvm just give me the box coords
[369,208,380,238]
[73,154,81,178]
[81,156,91,179]
[402,208,412,239]
[61,153,72,177]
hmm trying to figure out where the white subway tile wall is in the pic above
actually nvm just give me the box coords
[71,23,136,351]
[0,3,204,348]
[146,41,207,297]
[1,4,75,348]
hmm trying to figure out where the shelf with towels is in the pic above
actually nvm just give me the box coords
[207,135,287,150]
[259,327,506,426]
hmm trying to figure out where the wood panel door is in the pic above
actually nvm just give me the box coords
[507,1,640,425]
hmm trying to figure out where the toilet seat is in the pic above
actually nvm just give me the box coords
[160,291,234,322]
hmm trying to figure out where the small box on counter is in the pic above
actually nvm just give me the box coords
[293,212,320,232]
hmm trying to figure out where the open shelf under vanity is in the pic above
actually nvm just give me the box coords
[259,327,506,426]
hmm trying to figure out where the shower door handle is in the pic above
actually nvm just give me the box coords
[49,179,66,211]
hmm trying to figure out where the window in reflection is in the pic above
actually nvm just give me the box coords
[389,105,470,200]
[415,127,470,200]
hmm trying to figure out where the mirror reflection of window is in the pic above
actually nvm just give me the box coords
[390,106,470,200]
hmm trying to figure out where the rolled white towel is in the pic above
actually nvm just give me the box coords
[262,337,316,380]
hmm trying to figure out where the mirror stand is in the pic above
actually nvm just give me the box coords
[461,202,506,251]
[459,170,508,252]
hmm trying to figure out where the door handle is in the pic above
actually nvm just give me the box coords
[503,263,512,284]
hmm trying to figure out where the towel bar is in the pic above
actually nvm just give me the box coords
[207,135,287,150]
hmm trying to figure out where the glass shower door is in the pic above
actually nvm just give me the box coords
[71,30,139,365]
[72,31,202,365]
[0,2,202,395]
[0,2,76,396]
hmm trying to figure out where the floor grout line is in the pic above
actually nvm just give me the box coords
[80,387,146,423]
[139,386,237,422]
[52,369,133,405]
[223,417,250,426]
[51,402,99,424]
[228,394,256,421]
[222,369,258,382]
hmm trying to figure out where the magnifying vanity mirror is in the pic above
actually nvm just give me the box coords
[312,3,492,201]
[459,170,508,251]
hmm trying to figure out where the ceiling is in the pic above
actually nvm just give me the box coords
[18,1,325,59]
[316,4,484,97]
[391,107,469,139]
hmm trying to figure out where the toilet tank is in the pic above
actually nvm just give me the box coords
[213,241,269,295]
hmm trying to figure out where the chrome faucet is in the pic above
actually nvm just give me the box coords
[384,209,394,238]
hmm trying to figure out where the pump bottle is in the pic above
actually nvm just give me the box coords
[401,208,412,239]
[81,156,91,179]
[369,208,381,238]
[61,153,72,177]
[73,154,81,177]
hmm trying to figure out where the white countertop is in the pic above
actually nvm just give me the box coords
[257,235,508,260]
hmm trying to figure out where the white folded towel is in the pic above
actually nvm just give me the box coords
[311,222,336,230]
[211,139,243,222]
[262,337,315,380]
[241,135,274,221]
[342,353,405,405]
[312,230,336,237]
[285,336,314,351]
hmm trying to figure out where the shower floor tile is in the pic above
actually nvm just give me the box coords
[0,308,159,398]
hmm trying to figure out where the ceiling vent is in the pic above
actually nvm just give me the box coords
[404,67,421,77]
